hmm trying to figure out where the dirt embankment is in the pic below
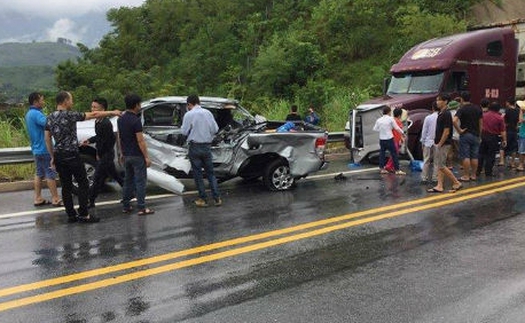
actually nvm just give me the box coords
[470,0,525,25]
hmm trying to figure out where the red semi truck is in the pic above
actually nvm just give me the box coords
[346,19,525,163]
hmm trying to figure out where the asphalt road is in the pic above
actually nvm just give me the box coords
[1,159,525,322]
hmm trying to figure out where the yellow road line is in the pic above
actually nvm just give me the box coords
[0,179,524,311]
[0,177,522,300]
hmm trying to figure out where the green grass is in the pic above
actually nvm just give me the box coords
[0,114,33,181]
[0,164,35,182]
[250,88,371,132]
[0,118,29,148]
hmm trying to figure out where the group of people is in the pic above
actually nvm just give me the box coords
[26,91,221,224]
[412,91,523,193]
[373,91,525,193]
[285,104,321,125]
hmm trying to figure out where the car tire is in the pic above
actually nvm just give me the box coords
[263,159,295,191]
[72,154,96,195]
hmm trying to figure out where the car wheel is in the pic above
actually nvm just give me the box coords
[72,155,96,195]
[263,159,295,191]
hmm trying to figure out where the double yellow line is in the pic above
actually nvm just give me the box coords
[1,177,524,312]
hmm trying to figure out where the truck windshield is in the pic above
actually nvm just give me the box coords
[387,72,444,95]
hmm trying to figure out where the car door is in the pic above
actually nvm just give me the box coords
[142,103,185,146]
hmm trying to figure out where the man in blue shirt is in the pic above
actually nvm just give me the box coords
[181,95,222,207]
[304,105,320,125]
[25,92,61,207]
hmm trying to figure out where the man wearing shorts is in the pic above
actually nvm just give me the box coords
[428,93,462,193]
[25,92,61,207]
[453,91,482,181]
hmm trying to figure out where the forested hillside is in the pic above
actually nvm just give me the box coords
[54,0,484,115]
[0,42,80,67]
[0,42,80,102]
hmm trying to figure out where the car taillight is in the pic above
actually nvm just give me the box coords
[315,136,327,159]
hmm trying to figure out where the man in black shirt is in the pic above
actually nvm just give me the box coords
[45,91,121,223]
[428,93,462,193]
[83,97,124,208]
[285,105,302,121]
[500,97,519,167]
[453,91,483,181]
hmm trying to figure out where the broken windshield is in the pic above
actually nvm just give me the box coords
[387,72,444,95]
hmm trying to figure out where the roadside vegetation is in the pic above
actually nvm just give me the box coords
[0,108,34,182]
[0,42,80,102]
[54,0,471,113]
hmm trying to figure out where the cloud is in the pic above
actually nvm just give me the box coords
[0,0,145,18]
[46,19,86,44]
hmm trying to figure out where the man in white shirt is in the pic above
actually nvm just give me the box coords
[420,102,439,182]
[181,94,222,207]
[373,106,406,175]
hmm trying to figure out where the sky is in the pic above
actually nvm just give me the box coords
[0,0,146,47]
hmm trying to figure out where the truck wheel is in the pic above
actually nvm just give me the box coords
[72,155,96,195]
[263,159,295,191]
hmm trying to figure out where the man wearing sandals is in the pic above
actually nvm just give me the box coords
[118,94,155,216]
[428,93,463,193]
[25,92,62,207]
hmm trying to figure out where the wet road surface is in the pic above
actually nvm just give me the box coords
[1,160,525,322]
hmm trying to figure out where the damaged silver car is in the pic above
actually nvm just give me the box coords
[78,96,328,193]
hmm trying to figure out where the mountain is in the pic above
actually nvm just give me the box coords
[0,41,81,103]
[0,41,81,67]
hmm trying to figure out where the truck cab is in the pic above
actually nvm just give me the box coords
[348,25,521,163]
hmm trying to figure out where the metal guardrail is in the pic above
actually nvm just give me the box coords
[326,131,345,143]
[0,147,33,165]
[0,132,347,165]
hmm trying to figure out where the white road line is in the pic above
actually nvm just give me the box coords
[0,167,376,219]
